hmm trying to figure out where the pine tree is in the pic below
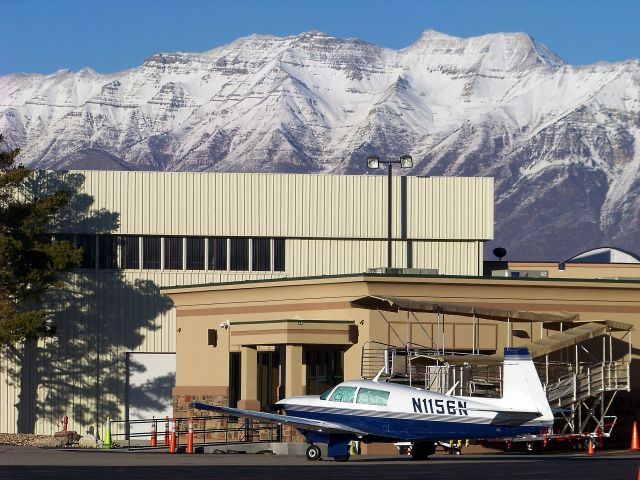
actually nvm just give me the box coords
[0,134,82,344]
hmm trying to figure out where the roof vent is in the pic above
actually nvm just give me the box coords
[367,267,438,276]
[492,269,548,279]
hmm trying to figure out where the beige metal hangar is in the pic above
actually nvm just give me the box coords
[0,170,493,435]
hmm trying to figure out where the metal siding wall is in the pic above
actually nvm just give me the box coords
[71,171,492,240]
[411,241,480,276]
[286,239,479,277]
[0,346,19,433]
[0,269,294,435]
[406,176,493,240]
[1,171,492,434]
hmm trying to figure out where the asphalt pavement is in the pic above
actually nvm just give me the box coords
[0,445,638,480]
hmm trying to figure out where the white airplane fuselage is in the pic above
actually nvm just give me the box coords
[193,347,553,460]
[279,379,553,441]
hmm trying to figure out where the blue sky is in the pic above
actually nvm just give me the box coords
[1,0,639,75]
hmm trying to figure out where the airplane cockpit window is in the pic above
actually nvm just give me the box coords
[329,386,357,403]
[319,387,335,400]
[356,387,390,407]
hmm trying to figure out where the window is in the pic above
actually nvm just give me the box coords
[54,234,95,269]
[356,388,390,407]
[305,349,344,395]
[98,235,117,269]
[76,235,96,269]
[320,387,335,400]
[121,236,140,269]
[186,237,205,270]
[164,237,183,270]
[252,238,270,271]
[208,237,227,270]
[329,386,357,403]
[142,237,161,269]
[230,238,249,271]
[273,238,285,272]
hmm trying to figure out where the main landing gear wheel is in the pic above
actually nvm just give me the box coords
[411,442,436,460]
[306,445,321,461]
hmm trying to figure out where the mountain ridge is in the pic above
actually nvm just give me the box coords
[1,30,639,261]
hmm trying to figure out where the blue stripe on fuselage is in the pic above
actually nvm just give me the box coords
[284,408,541,441]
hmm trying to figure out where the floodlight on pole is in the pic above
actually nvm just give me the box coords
[367,155,380,169]
[400,154,413,168]
[366,154,414,269]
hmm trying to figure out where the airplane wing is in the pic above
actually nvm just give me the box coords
[190,402,366,436]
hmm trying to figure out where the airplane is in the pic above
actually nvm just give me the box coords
[192,347,553,461]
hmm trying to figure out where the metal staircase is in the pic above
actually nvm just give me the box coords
[545,361,630,407]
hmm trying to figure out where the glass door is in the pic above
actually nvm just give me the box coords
[257,351,280,411]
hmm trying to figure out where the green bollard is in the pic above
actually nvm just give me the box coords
[103,416,112,449]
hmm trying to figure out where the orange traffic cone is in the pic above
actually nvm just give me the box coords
[164,416,170,446]
[150,416,157,447]
[169,418,176,454]
[587,437,594,455]
[631,421,639,451]
[187,417,194,454]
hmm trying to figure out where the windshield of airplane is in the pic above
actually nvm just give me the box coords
[329,386,357,403]
[356,387,390,407]
[319,387,335,400]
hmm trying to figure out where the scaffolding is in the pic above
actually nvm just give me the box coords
[353,296,633,437]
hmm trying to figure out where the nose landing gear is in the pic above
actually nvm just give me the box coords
[306,444,322,461]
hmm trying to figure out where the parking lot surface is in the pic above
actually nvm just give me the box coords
[1,445,638,480]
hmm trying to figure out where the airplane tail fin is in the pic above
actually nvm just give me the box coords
[501,348,552,420]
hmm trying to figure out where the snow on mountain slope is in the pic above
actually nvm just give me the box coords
[1,30,639,260]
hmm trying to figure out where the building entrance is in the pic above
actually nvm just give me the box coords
[257,350,280,411]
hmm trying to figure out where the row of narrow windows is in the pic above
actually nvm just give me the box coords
[55,235,286,272]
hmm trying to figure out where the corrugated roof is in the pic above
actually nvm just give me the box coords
[350,295,580,323]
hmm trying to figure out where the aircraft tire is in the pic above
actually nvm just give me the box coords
[306,445,322,461]
[411,442,436,460]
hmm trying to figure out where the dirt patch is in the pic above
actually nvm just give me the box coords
[0,433,48,447]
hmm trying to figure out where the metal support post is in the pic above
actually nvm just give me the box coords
[387,162,392,268]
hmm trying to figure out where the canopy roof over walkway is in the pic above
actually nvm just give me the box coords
[350,295,632,365]
[350,295,580,323]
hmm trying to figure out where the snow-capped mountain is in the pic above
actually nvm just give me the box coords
[1,30,639,261]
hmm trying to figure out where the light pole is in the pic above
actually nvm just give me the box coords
[366,154,413,269]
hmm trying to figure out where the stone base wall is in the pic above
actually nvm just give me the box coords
[173,392,228,420]
[281,424,306,444]
[173,391,241,443]
[173,391,301,444]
